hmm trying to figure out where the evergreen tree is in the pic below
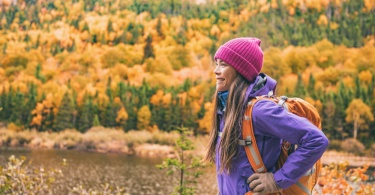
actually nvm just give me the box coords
[9,91,24,125]
[0,89,7,120]
[355,76,361,98]
[124,106,137,131]
[1,86,14,121]
[106,77,113,101]
[143,35,154,62]
[76,97,94,132]
[104,102,117,127]
[117,81,126,101]
[92,114,101,127]
[53,92,75,131]
[35,64,46,83]
[107,18,114,32]
[294,74,306,97]
[24,83,37,128]
[307,73,316,98]
[157,127,206,195]
[156,16,164,38]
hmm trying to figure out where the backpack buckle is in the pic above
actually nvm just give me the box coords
[238,139,252,146]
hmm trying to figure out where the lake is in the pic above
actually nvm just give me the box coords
[0,148,218,195]
[1,148,373,195]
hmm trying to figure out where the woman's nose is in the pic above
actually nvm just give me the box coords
[214,66,220,75]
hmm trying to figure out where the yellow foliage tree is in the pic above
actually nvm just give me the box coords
[304,97,323,114]
[146,73,175,88]
[30,93,55,129]
[358,70,373,85]
[161,93,172,106]
[341,76,355,90]
[283,46,318,74]
[100,46,125,69]
[150,90,164,106]
[198,102,213,133]
[315,66,340,85]
[345,99,374,140]
[116,106,129,126]
[137,105,151,130]
[314,39,335,68]
[277,74,297,95]
[263,47,290,79]
[317,14,328,26]
[30,103,44,127]
[145,56,173,75]
[126,65,146,86]
[355,45,375,72]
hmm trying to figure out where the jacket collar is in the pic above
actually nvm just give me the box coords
[245,73,277,99]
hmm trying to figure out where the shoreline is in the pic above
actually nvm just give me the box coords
[1,127,374,168]
[2,145,375,169]
[321,150,375,168]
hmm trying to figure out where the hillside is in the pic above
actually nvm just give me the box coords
[0,0,374,152]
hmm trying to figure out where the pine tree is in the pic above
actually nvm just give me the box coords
[107,18,114,32]
[156,16,164,38]
[53,92,75,131]
[24,83,37,128]
[355,76,361,98]
[2,86,14,121]
[104,103,117,127]
[76,97,94,132]
[92,114,101,127]
[307,73,316,98]
[106,76,113,101]
[294,74,306,97]
[143,35,154,62]
[35,64,46,83]
[9,91,24,125]
[0,88,7,120]
[117,81,126,101]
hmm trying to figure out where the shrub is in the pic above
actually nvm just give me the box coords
[341,138,366,155]
[0,155,63,194]
[124,130,152,146]
[369,143,375,157]
[327,139,342,151]
[54,129,83,149]
[151,130,180,145]
[0,156,126,194]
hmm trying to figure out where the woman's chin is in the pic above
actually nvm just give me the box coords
[216,86,227,92]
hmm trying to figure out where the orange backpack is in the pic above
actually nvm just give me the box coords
[242,95,322,195]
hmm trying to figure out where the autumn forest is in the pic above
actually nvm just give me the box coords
[0,0,375,152]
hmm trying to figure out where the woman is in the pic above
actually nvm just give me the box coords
[204,37,329,195]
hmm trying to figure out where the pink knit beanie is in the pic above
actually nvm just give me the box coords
[214,37,263,82]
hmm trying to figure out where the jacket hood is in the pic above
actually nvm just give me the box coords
[245,73,277,98]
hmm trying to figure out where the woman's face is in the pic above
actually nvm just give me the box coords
[214,59,237,92]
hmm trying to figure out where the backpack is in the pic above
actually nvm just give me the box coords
[241,95,322,195]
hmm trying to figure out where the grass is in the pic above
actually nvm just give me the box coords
[0,127,180,155]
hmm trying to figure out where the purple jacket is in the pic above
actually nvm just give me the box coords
[216,74,329,195]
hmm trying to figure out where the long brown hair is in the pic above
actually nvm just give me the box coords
[204,74,251,173]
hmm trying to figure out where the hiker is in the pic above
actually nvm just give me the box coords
[203,37,329,195]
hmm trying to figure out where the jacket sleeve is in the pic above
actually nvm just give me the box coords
[252,100,329,189]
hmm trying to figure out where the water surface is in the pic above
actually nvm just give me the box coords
[0,148,217,195]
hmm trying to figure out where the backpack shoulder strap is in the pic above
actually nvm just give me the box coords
[241,96,275,173]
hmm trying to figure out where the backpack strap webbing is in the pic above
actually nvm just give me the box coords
[241,97,268,173]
